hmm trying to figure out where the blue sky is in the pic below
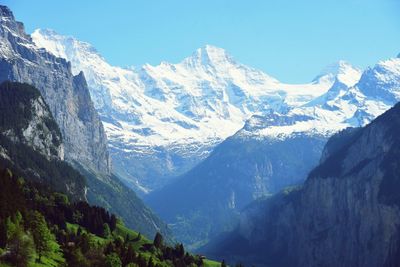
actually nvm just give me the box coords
[3,0,400,83]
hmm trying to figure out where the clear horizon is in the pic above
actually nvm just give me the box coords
[3,0,400,83]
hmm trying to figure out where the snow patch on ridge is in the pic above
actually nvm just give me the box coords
[33,28,386,192]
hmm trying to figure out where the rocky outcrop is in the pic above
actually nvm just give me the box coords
[0,81,86,200]
[205,103,400,267]
[0,5,110,174]
[0,81,63,160]
[0,6,174,241]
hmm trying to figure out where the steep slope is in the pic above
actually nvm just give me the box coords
[147,133,326,248]
[0,81,86,200]
[0,6,110,175]
[147,56,399,248]
[0,6,172,241]
[0,169,219,267]
[32,29,360,192]
[204,102,400,267]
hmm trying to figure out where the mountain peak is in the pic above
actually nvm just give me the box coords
[314,60,362,87]
[34,28,59,38]
[32,28,101,61]
[183,44,235,67]
[0,5,13,19]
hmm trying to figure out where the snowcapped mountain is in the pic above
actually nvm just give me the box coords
[238,57,399,140]
[147,55,400,248]
[31,29,364,193]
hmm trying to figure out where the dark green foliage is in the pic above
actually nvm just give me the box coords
[77,165,173,243]
[0,167,215,266]
[71,201,116,236]
[0,168,25,219]
[0,220,7,248]
[27,211,55,261]
[0,81,40,133]
[105,253,122,267]
[0,134,86,201]
[5,228,35,267]
[0,81,85,200]
[0,81,61,146]
[153,232,163,249]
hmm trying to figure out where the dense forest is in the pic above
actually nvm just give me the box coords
[0,167,220,267]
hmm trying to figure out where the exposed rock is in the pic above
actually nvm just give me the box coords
[205,103,400,267]
[0,5,110,174]
[0,81,86,200]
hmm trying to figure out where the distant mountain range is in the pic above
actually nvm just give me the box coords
[203,100,400,267]
[32,29,366,193]
[31,28,400,248]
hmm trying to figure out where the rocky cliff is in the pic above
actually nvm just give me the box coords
[205,102,400,267]
[0,6,173,241]
[0,81,86,200]
[0,5,110,174]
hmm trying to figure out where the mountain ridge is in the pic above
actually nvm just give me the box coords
[203,102,400,266]
[32,28,361,193]
[147,52,400,247]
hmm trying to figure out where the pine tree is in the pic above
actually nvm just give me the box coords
[122,244,136,265]
[28,211,54,262]
[103,223,111,238]
[110,214,117,231]
[7,229,35,267]
[153,232,163,249]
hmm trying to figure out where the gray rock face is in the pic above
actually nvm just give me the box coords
[0,82,86,200]
[9,95,64,160]
[206,103,400,267]
[0,5,110,174]
[0,82,63,160]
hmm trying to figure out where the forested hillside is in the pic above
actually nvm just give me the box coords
[0,168,220,267]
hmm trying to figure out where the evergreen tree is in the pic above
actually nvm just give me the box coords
[137,253,147,267]
[103,223,111,238]
[110,214,117,231]
[79,233,90,254]
[221,260,227,267]
[175,243,185,258]
[7,229,35,267]
[28,211,54,262]
[153,232,163,249]
[123,244,136,265]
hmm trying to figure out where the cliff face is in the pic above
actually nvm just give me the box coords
[0,5,110,174]
[0,5,174,242]
[0,81,64,160]
[206,103,400,267]
[0,82,86,200]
